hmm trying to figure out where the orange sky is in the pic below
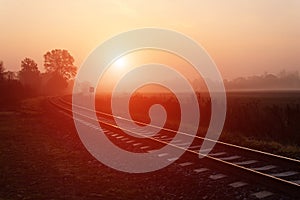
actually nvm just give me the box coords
[0,0,299,79]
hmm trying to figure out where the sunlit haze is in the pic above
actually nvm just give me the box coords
[1,0,299,79]
[1,1,300,199]
[97,49,205,93]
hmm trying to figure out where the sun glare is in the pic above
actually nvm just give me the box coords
[114,57,127,69]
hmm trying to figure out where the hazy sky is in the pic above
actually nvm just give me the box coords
[1,0,299,79]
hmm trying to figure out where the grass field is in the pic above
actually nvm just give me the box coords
[92,90,300,159]
[222,91,300,158]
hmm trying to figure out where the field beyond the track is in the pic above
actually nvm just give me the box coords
[91,90,300,159]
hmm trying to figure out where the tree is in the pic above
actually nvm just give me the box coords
[0,61,5,81]
[0,61,24,104]
[20,57,39,73]
[19,58,40,95]
[44,49,77,80]
[43,49,77,94]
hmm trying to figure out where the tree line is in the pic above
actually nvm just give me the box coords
[224,71,300,90]
[0,49,77,107]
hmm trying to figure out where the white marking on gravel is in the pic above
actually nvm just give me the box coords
[171,140,182,144]
[121,138,129,141]
[111,134,118,137]
[126,140,135,144]
[179,162,193,167]
[270,171,298,177]
[141,132,155,136]
[116,136,124,139]
[198,148,211,152]
[252,191,273,199]
[158,153,168,157]
[209,174,227,180]
[250,165,277,171]
[132,143,142,146]
[229,181,248,188]
[140,146,150,150]
[188,145,202,149]
[209,152,226,157]
[194,168,209,173]
[219,155,241,161]
[167,157,179,162]
[233,160,258,165]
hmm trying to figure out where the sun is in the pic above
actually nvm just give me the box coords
[114,57,127,69]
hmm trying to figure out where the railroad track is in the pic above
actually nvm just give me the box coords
[49,96,300,199]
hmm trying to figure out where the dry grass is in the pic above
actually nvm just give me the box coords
[221,131,300,159]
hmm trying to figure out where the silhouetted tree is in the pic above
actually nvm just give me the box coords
[44,49,76,80]
[43,49,77,94]
[20,58,39,73]
[0,61,24,107]
[225,71,300,90]
[0,61,5,82]
[19,58,40,95]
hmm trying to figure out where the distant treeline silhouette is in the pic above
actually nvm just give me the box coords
[0,49,76,108]
[224,71,300,90]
